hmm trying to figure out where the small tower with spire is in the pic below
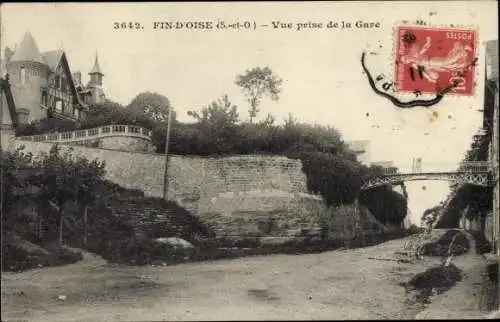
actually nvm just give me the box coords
[86,51,106,104]
[88,52,104,87]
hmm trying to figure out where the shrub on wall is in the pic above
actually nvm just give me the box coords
[295,151,364,207]
[82,99,169,131]
[286,151,407,226]
[359,185,408,226]
[17,118,78,136]
[156,115,408,225]
[155,114,355,157]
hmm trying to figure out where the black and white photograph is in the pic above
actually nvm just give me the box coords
[1,1,499,320]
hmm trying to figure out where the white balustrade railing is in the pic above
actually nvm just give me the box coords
[18,125,153,143]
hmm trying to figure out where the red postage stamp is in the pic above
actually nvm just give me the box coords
[394,26,477,96]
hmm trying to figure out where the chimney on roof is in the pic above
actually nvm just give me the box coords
[4,47,14,64]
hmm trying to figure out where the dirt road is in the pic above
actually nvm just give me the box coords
[0,234,489,321]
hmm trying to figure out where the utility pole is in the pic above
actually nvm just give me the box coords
[162,106,173,200]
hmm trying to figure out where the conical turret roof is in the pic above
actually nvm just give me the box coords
[10,32,46,64]
[89,53,104,75]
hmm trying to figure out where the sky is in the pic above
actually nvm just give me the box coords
[1,2,498,225]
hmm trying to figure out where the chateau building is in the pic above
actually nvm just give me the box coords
[0,32,106,125]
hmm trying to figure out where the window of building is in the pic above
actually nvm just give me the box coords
[55,100,62,112]
[20,67,26,84]
[61,77,66,91]
[41,91,48,106]
[74,108,80,119]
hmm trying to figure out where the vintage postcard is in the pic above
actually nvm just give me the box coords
[1,1,498,321]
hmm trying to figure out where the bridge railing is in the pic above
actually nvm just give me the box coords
[17,125,153,143]
[380,161,491,175]
[457,161,491,172]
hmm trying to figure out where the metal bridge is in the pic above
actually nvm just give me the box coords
[361,160,493,190]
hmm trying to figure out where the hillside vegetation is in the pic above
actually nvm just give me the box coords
[6,68,410,268]
[17,96,407,226]
[434,79,496,242]
[1,145,212,270]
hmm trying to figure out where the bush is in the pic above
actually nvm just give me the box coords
[407,224,424,235]
[118,235,175,265]
[297,152,363,207]
[487,261,498,285]
[1,236,83,272]
[437,185,493,228]
[359,185,408,226]
[17,118,78,136]
[421,229,470,257]
[40,242,84,264]
[177,228,411,264]
[472,230,492,254]
[406,264,462,303]
[95,233,198,266]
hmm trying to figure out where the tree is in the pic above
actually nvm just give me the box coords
[258,113,276,127]
[188,95,239,127]
[33,145,105,244]
[421,205,441,224]
[359,186,408,226]
[299,152,365,207]
[187,95,240,154]
[82,100,132,128]
[1,146,36,230]
[72,155,106,246]
[279,116,347,156]
[235,67,283,122]
[17,118,77,136]
[127,92,176,123]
